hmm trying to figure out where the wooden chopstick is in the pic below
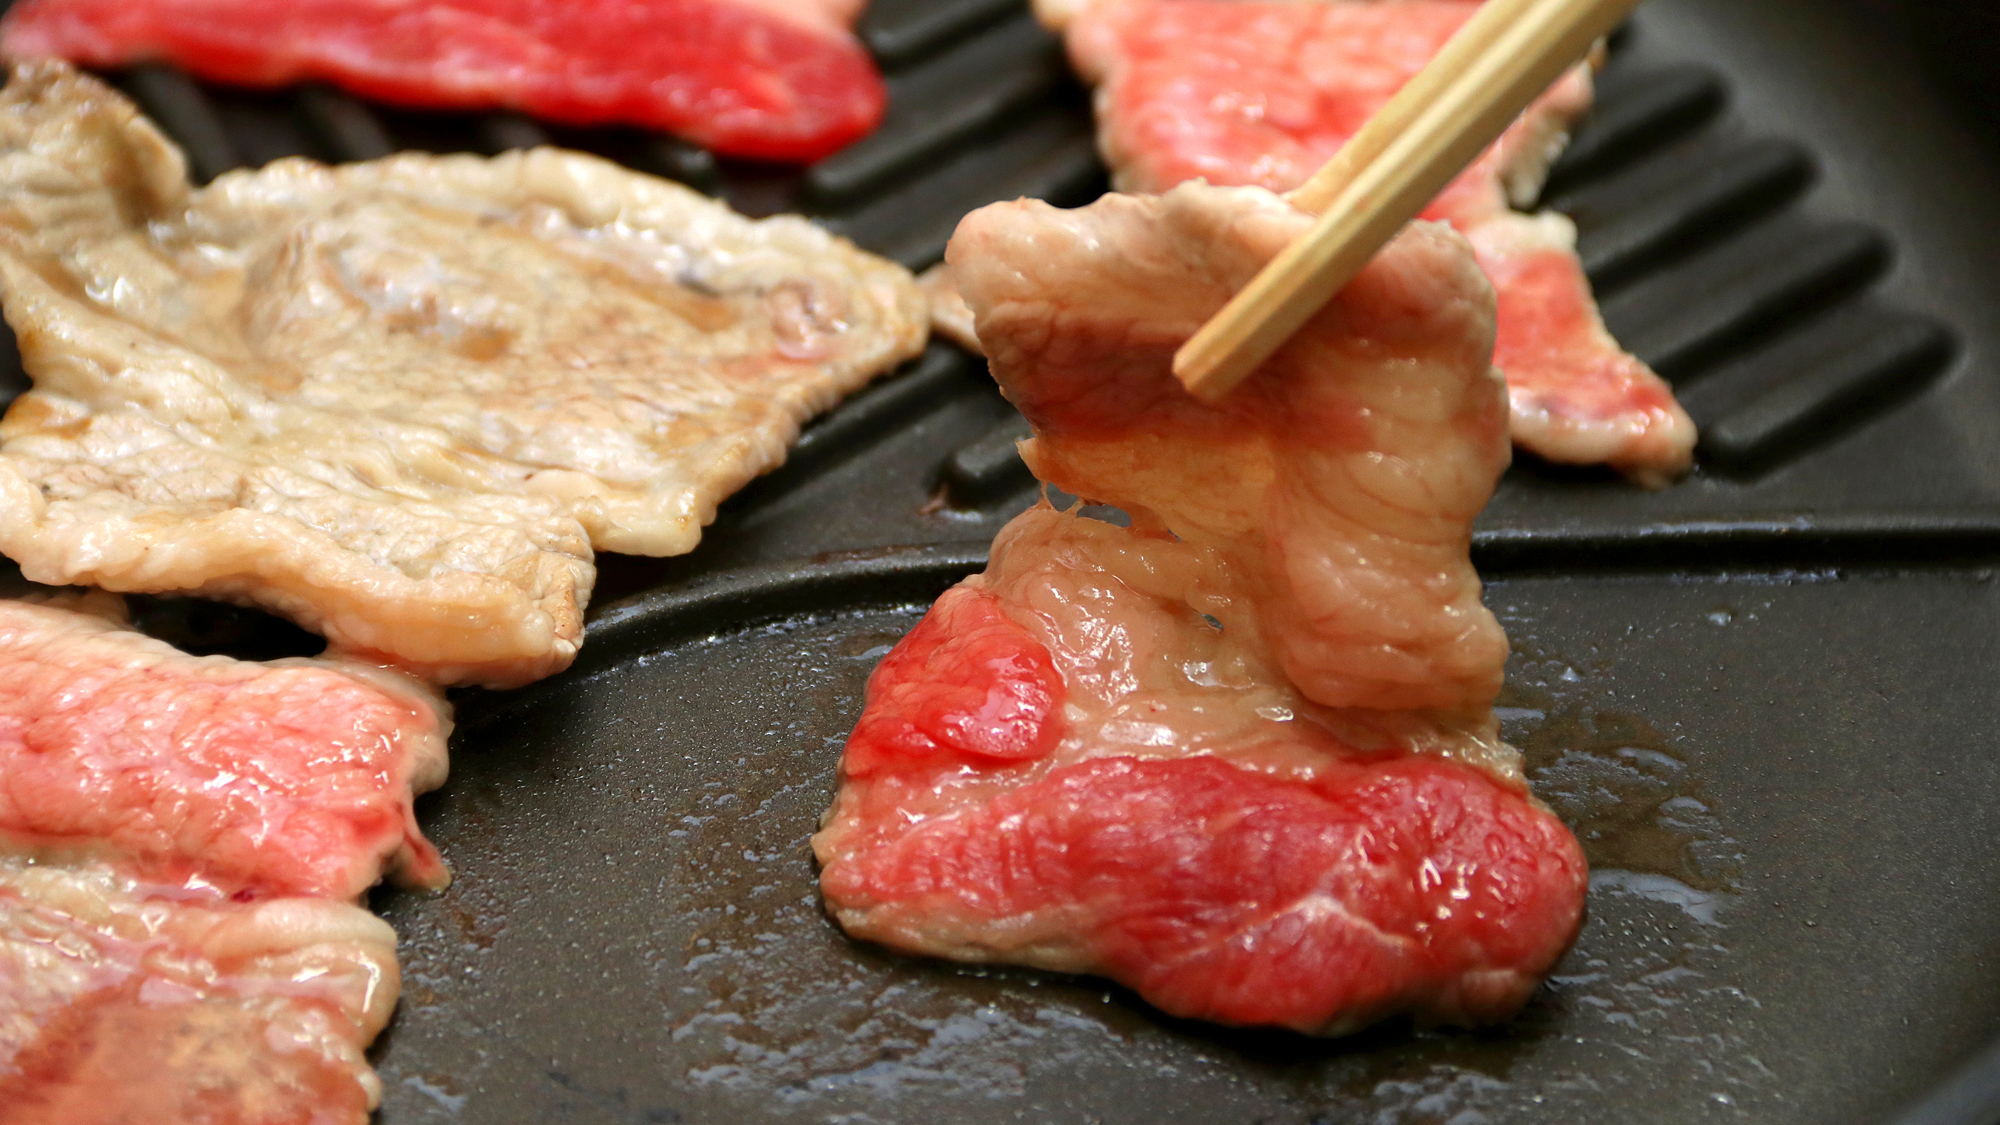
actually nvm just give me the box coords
[1171,0,1645,400]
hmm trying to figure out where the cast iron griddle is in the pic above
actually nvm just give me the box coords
[371,553,2000,1125]
[3,0,2000,1121]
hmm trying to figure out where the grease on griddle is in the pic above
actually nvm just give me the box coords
[662,618,1773,1120]
[369,608,1779,1123]
[1507,703,1744,904]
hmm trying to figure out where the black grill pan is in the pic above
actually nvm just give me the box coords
[2,0,2000,1122]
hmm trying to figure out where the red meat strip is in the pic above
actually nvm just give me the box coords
[816,183,1588,1035]
[1057,0,1695,484]
[0,596,450,901]
[0,0,886,161]
[0,595,449,1121]
[0,855,399,1123]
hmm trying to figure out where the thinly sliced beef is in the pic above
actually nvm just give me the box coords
[816,183,1588,1035]
[0,596,449,901]
[1052,0,1695,484]
[0,0,885,161]
[0,63,925,686]
[0,856,398,1123]
[0,594,451,1121]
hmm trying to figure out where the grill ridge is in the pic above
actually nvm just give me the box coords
[944,414,1036,503]
[1559,135,1817,290]
[1681,301,1956,473]
[1545,39,1955,474]
[295,84,393,161]
[808,13,1071,207]
[1538,62,1724,188]
[118,62,239,180]
[861,0,1026,67]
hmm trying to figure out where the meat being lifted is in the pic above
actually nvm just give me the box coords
[816,184,1588,1035]
[0,0,886,161]
[0,594,450,1121]
[1048,0,1696,484]
[0,63,926,687]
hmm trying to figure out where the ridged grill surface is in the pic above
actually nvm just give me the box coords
[0,0,1976,556]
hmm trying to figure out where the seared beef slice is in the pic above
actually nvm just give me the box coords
[0,62,925,687]
[816,184,1588,1035]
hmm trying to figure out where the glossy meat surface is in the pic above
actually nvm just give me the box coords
[0,596,445,1121]
[0,64,925,686]
[1059,0,1695,483]
[0,596,449,901]
[0,855,398,1123]
[0,0,885,161]
[817,183,1588,1035]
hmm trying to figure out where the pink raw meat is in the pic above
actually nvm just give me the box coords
[0,0,886,161]
[0,854,400,1123]
[1058,0,1696,484]
[0,596,449,1119]
[0,596,450,901]
[815,183,1588,1035]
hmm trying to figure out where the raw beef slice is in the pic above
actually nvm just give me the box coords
[0,856,400,1123]
[0,595,450,901]
[0,0,886,161]
[0,593,453,1122]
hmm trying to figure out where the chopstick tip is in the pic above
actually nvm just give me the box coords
[1173,337,1254,403]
